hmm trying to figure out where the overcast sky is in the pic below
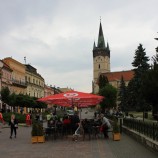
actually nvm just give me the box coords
[0,0,158,93]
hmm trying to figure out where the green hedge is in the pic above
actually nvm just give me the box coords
[3,112,26,123]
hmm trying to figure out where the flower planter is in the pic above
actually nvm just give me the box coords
[32,136,38,143]
[38,136,45,143]
[113,133,121,141]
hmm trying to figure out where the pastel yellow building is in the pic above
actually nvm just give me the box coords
[3,57,26,94]
[25,64,44,98]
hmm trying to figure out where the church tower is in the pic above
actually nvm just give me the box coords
[92,21,110,93]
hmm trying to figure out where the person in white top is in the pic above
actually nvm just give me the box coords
[100,114,111,138]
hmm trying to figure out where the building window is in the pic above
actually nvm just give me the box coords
[99,64,100,69]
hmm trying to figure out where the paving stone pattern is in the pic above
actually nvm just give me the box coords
[0,126,158,158]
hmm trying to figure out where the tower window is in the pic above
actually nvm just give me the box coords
[99,64,100,69]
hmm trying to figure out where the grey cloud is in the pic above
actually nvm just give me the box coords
[1,0,158,92]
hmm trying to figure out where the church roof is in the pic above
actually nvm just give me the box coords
[102,70,134,82]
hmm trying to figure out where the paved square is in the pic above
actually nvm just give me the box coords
[0,126,157,158]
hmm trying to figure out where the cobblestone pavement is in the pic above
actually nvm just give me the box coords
[0,126,157,158]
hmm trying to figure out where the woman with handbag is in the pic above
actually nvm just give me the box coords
[9,114,18,139]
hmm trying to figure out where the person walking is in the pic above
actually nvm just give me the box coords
[0,110,5,132]
[9,114,18,139]
[26,113,31,126]
[100,114,111,139]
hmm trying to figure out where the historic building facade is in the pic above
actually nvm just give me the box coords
[25,64,45,98]
[1,58,45,112]
[1,60,13,91]
[3,57,27,94]
[92,22,134,94]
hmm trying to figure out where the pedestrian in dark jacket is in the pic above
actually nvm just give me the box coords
[9,114,18,139]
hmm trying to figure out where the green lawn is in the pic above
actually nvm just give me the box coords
[127,111,158,123]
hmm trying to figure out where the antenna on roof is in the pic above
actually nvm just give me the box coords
[24,56,26,64]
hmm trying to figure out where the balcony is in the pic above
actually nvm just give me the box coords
[12,79,27,88]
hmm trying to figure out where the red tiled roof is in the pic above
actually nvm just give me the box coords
[102,70,134,82]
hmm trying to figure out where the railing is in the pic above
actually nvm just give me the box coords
[12,79,27,87]
[123,118,158,141]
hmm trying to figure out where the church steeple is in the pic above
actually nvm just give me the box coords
[93,41,96,50]
[92,20,111,94]
[93,21,110,58]
[97,21,105,49]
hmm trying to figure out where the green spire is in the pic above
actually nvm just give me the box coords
[97,21,105,49]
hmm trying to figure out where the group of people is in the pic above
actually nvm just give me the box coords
[47,112,80,133]
[0,109,111,140]
[46,111,111,139]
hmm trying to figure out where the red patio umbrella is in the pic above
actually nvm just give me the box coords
[37,90,104,108]
[38,90,104,136]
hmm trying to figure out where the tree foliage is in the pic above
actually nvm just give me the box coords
[141,48,158,116]
[1,87,10,104]
[127,44,150,111]
[1,87,47,110]
[98,75,109,89]
[99,84,117,110]
[118,76,127,111]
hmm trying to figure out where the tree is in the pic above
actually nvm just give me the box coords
[1,87,10,105]
[98,75,109,89]
[8,92,17,111]
[128,44,150,112]
[16,94,27,108]
[99,84,117,112]
[126,79,137,111]
[118,76,127,111]
[132,44,150,74]
[141,47,158,118]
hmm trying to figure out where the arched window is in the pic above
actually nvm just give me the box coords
[99,64,100,69]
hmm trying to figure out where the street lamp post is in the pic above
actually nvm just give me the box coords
[0,61,4,110]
